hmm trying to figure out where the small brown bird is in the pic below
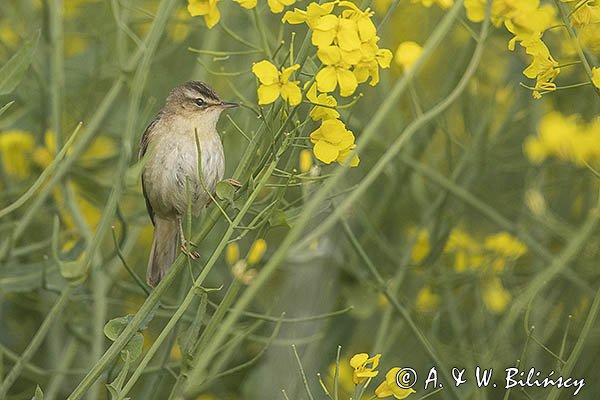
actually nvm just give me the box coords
[139,81,238,287]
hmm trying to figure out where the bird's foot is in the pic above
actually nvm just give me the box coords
[181,241,200,259]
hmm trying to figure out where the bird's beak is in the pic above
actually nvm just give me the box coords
[219,101,240,109]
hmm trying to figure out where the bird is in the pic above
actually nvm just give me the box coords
[139,81,239,287]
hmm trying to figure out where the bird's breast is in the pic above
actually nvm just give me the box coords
[143,125,224,218]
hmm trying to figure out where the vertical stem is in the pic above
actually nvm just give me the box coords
[0,287,72,398]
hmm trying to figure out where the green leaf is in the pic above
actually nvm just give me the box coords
[59,261,87,285]
[106,357,130,400]
[269,209,290,228]
[0,30,40,95]
[103,315,134,341]
[31,385,44,400]
[121,332,144,362]
[215,180,235,203]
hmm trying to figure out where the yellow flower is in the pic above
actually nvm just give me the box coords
[299,149,314,173]
[578,24,600,53]
[521,38,560,98]
[310,119,359,166]
[282,2,337,29]
[234,0,257,8]
[327,360,355,395]
[168,8,192,43]
[570,2,600,27]
[592,67,600,89]
[484,232,527,259]
[375,368,416,399]
[410,228,430,264]
[415,286,440,312]
[65,34,88,57]
[354,41,393,85]
[316,46,358,96]
[267,0,295,13]
[187,0,220,29]
[247,239,267,265]
[349,353,380,384]
[0,130,35,178]
[252,60,302,105]
[225,243,240,265]
[394,41,422,71]
[312,15,361,51]
[482,277,512,314]
[524,112,600,166]
[307,83,340,121]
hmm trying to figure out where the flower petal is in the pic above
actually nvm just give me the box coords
[257,84,281,104]
[313,140,339,164]
[337,68,358,96]
[252,60,280,85]
[316,66,338,93]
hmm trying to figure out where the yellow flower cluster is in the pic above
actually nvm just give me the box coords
[283,1,392,96]
[444,228,527,273]
[343,353,415,399]
[524,111,600,166]
[465,0,559,98]
[188,0,297,28]
[0,130,35,178]
[444,228,526,314]
[225,239,267,284]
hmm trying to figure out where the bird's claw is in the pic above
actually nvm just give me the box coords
[181,242,200,259]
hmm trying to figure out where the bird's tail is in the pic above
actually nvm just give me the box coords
[147,217,178,287]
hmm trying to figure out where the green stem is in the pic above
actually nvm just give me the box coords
[0,287,72,397]
[180,2,467,398]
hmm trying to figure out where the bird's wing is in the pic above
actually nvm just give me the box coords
[139,114,162,225]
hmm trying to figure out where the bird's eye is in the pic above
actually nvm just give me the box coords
[194,98,205,107]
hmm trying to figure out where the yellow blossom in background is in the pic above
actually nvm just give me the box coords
[0,130,35,178]
[310,119,359,166]
[168,8,192,43]
[413,0,453,10]
[234,0,257,9]
[187,0,220,29]
[484,232,527,259]
[592,67,600,89]
[395,41,422,71]
[444,228,482,272]
[65,34,89,57]
[415,286,440,312]
[0,21,20,50]
[409,228,430,264]
[569,2,600,27]
[247,238,267,264]
[299,149,313,173]
[578,24,600,53]
[267,0,295,14]
[482,277,512,314]
[252,60,302,105]
[375,368,416,399]
[349,353,380,384]
[524,112,600,166]
[327,359,355,395]
[225,242,240,265]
